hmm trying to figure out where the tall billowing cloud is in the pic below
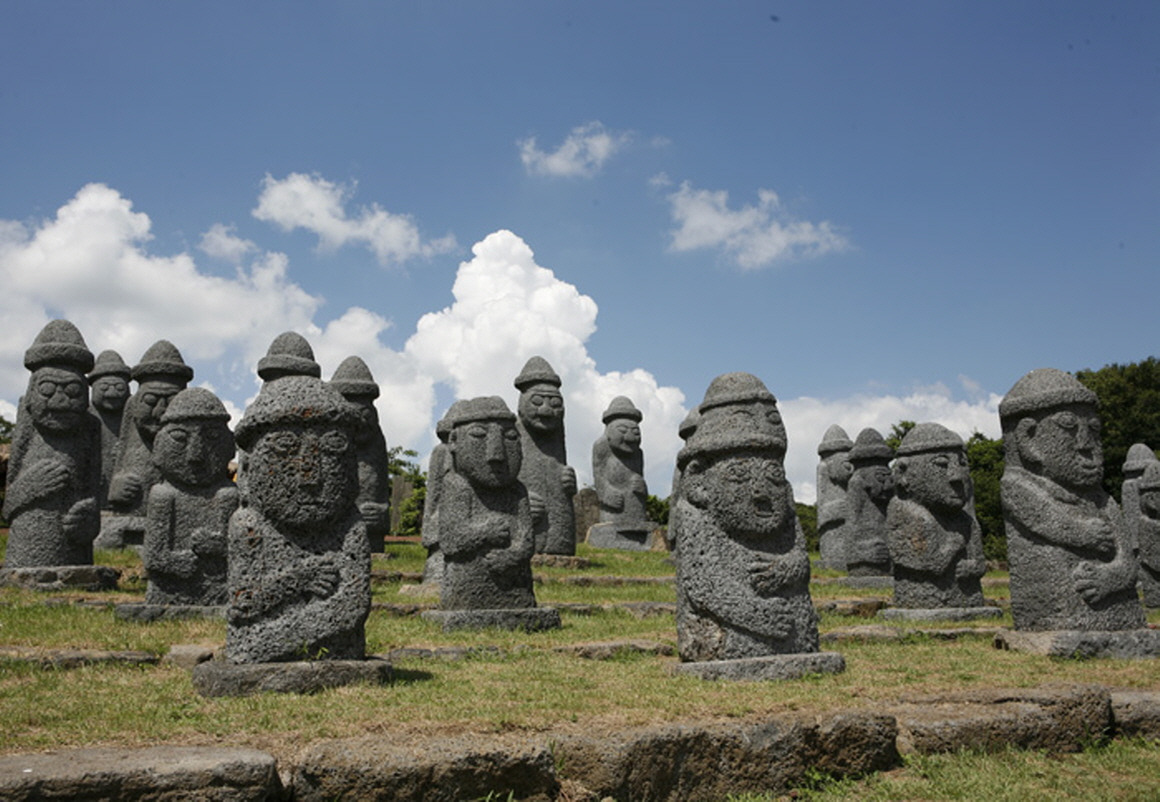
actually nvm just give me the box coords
[664,180,849,269]
[519,121,632,178]
[252,172,457,266]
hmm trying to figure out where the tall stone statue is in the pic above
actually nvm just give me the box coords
[845,429,894,577]
[1135,461,1160,608]
[102,340,193,549]
[885,423,989,614]
[672,373,842,681]
[514,357,576,555]
[816,425,854,571]
[87,349,131,510]
[3,320,101,568]
[330,356,391,553]
[226,375,370,663]
[420,401,465,586]
[999,368,1143,632]
[1121,443,1157,558]
[589,396,652,550]
[142,388,238,607]
[423,397,560,631]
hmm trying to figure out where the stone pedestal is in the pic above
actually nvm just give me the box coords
[879,606,1002,622]
[421,607,562,632]
[1,565,120,591]
[191,657,393,697]
[839,576,893,590]
[994,628,1160,659]
[585,523,656,551]
[671,651,846,682]
[114,603,227,622]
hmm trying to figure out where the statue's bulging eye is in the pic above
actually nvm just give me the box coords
[320,431,349,453]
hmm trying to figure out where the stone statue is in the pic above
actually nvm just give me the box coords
[589,396,652,549]
[673,373,831,673]
[330,356,391,553]
[102,340,193,549]
[226,375,369,663]
[87,349,131,510]
[1135,461,1160,608]
[420,402,465,586]
[256,331,321,383]
[999,368,1144,631]
[816,425,854,571]
[3,320,101,568]
[845,429,894,577]
[514,357,577,555]
[886,423,987,610]
[663,407,700,553]
[142,388,238,607]
[1121,443,1157,558]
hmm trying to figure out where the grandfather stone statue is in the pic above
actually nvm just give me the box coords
[885,423,989,615]
[845,428,894,578]
[421,402,465,586]
[226,375,370,663]
[103,340,193,549]
[424,397,560,631]
[664,407,700,553]
[87,349,131,510]
[589,396,652,550]
[3,320,101,568]
[1135,461,1160,608]
[514,357,577,555]
[672,373,843,680]
[330,356,391,553]
[999,368,1144,632]
[257,331,321,383]
[816,425,855,571]
[142,388,238,607]
[1121,443,1157,558]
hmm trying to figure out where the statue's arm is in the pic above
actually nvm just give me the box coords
[144,484,195,577]
[1002,471,1115,554]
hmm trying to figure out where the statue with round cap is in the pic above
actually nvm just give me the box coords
[816,424,855,570]
[3,320,102,569]
[1120,443,1157,559]
[87,349,131,510]
[589,395,653,550]
[844,428,895,578]
[420,400,468,587]
[330,355,391,553]
[1134,460,1160,608]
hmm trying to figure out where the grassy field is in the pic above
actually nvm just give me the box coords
[1,532,1158,800]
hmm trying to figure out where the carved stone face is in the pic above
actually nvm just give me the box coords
[452,418,522,489]
[606,419,641,456]
[90,375,129,414]
[859,463,895,502]
[1020,403,1104,491]
[27,366,88,433]
[341,394,379,443]
[696,452,791,538]
[129,379,184,442]
[246,424,357,530]
[899,449,969,513]
[518,384,564,434]
[153,418,234,488]
[826,452,853,489]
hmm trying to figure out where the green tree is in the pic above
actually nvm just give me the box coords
[388,446,427,537]
[645,494,670,526]
[796,502,818,553]
[1075,357,1160,500]
[884,420,916,451]
[0,415,13,445]
[966,432,1005,562]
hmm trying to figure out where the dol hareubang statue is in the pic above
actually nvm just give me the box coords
[816,424,854,570]
[330,356,391,553]
[87,349,131,510]
[589,396,653,550]
[844,428,894,577]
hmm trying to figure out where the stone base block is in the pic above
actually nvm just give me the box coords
[0,565,120,592]
[879,606,1003,622]
[671,651,846,682]
[191,657,393,697]
[585,523,656,551]
[839,576,893,590]
[421,607,562,632]
[114,603,227,622]
[994,628,1160,659]
[93,514,144,551]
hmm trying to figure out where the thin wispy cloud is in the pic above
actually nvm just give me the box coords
[252,172,457,266]
[519,122,631,178]
[665,180,849,270]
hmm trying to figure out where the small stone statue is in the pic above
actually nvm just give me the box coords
[3,320,101,568]
[226,375,370,663]
[999,368,1144,632]
[589,396,652,549]
[87,349,131,510]
[672,373,842,680]
[514,357,577,555]
[886,423,987,611]
[816,425,854,571]
[142,388,238,607]
[845,429,894,577]
[1135,461,1160,608]
[103,340,193,548]
[330,356,391,553]
[420,402,465,586]
[1121,443,1157,558]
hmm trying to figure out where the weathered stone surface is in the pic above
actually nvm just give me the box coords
[191,657,392,697]
[845,428,894,576]
[1110,689,1160,739]
[816,424,855,570]
[838,575,893,590]
[421,403,462,587]
[530,554,591,569]
[0,645,158,669]
[88,349,131,511]
[4,320,101,568]
[0,565,119,591]
[879,606,1001,622]
[330,356,391,553]
[554,639,676,659]
[421,607,562,632]
[292,734,559,802]
[1136,460,1160,607]
[890,685,1112,755]
[0,746,281,801]
[816,598,889,617]
[822,625,1004,643]
[993,628,1160,658]
[671,651,846,682]
[115,603,226,622]
[1000,368,1145,631]
[1121,443,1156,557]
[573,486,601,546]
[164,644,216,669]
[515,356,577,555]
[591,396,651,549]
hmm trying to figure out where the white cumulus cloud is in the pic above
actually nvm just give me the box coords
[519,121,631,178]
[199,223,257,263]
[665,180,849,270]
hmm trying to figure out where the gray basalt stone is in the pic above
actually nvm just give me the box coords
[101,339,193,550]
[330,356,391,553]
[590,395,653,550]
[256,330,321,382]
[3,320,101,568]
[672,651,847,681]
[879,606,1001,622]
[845,428,894,577]
[87,349,130,510]
[515,356,577,555]
[142,387,237,607]
[421,401,464,586]
[1134,460,1160,607]
[226,374,371,664]
[0,564,119,591]
[1110,689,1160,739]
[1121,443,1156,557]
[816,424,855,570]
[192,657,392,697]
[999,368,1146,632]
[887,423,986,610]
[994,628,1160,658]
[673,373,840,677]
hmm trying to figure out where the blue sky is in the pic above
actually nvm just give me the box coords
[2,2,1157,502]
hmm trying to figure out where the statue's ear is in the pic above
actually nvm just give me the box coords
[1015,417,1039,467]
[683,458,710,508]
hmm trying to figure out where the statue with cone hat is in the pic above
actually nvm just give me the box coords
[330,356,391,553]
[589,396,653,549]
[87,349,131,510]
[844,428,895,577]
[816,424,855,570]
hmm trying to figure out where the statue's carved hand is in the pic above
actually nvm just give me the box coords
[305,555,341,598]
[26,459,71,498]
[748,560,788,595]
[359,502,389,530]
[110,472,143,505]
[1072,561,1103,605]
[561,466,577,497]
[62,498,96,540]
[191,526,226,556]
[956,558,984,580]
[1088,520,1116,559]
[230,589,258,620]
[528,492,546,524]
